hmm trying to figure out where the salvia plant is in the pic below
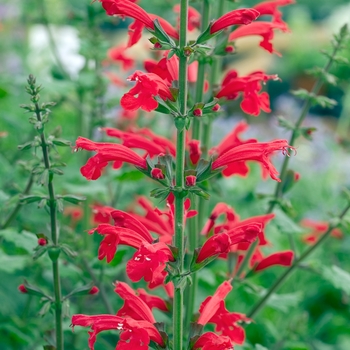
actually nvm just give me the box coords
[4,0,350,349]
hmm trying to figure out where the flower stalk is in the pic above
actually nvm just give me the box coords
[173,0,188,349]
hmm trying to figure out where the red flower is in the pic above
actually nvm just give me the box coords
[115,281,156,323]
[75,137,147,180]
[91,204,115,224]
[254,250,294,271]
[18,284,28,293]
[136,288,169,312]
[38,238,47,246]
[253,0,295,31]
[107,45,134,70]
[90,223,153,263]
[216,70,279,116]
[198,281,250,344]
[229,21,286,56]
[300,218,343,245]
[188,139,201,165]
[210,120,257,177]
[196,223,261,263]
[210,8,260,34]
[151,168,165,179]
[173,4,201,31]
[71,314,164,350]
[121,71,174,112]
[89,286,100,295]
[212,139,295,182]
[126,241,174,288]
[193,332,233,350]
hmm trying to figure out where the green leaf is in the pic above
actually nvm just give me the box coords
[265,291,303,313]
[52,138,71,147]
[115,170,145,182]
[20,195,47,205]
[0,252,28,272]
[64,282,94,299]
[0,229,37,253]
[272,209,304,236]
[59,194,86,204]
[321,265,350,295]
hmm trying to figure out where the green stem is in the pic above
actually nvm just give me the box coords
[238,38,344,279]
[173,1,188,349]
[185,0,211,329]
[0,173,34,229]
[247,203,350,319]
[34,101,63,350]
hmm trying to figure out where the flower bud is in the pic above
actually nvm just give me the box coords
[18,284,28,293]
[225,45,235,53]
[89,286,100,295]
[186,175,197,187]
[151,168,165,180]
[38,238,47,246]
[294,172,300,181]
[193,108,203,117]
[154,42,162,49]
[212,104,220,112]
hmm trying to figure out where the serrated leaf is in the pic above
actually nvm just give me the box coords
[311,95,337,108]
[321,265,350,295]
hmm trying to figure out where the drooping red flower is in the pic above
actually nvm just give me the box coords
[89,223,153,263]
[216,70,279,116]
[193,332,233,350]
[75,137,147,180]
[71,314,164,350]
[210,8,260,34]
[173,4,201,31]
[121,71,174,112]
[188,139,201,165]
[198,280,250,344]
[253,0,295,31]
[212,139,295,182]
[107,45,135,70]
[229,21,286,56]
[115,281,156,323]
[126,241,174,288]
[300,218,343,245]
[254,250,294,271]
[196,223,261,263]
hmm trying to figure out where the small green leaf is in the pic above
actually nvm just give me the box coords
[52,138,71,147]
[59,194,86,204]
[321,265,350,296]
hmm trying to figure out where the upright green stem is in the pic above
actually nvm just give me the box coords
[34,101,63,350]
[173,1,188,349]
[186,0,211,329]
[247,203,350,318]
[237,38,344,279]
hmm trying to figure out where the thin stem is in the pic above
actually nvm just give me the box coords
[247,203,350,319]
[0,173,34,229]
[173,0,188,349]
[185,0,211,329]
[34,101,63,350]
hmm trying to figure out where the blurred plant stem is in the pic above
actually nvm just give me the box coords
[0,173,34,229]
[173,0,188,349]
[236,26,349,280]
[27,75,63,350]
[247,202,350,319]
[186,0,211,330]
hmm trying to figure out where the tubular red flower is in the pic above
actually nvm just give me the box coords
[193,332,233,350]
[90,223,153,263]
[210,8,260,34]
[107,45,134,70]
[99,0,154,29]
[188,139,201,165]
[254,250,294,271]
[75,137,147,180]
[71,314,164,350]
[196,233,231,263]
[173,4,201,31]
[253,0,295,31]
[212,140,295,182]
[229,21,286,56]
[126,242,174,288]
[121,71,174,112]
[137,288,169,312]
[114,281,156,323]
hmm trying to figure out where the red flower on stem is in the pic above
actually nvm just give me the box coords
[210,8,260,34]
[254,250,294,271]
[75,137,147,180]
[173,4,201,31]
[121,71,174,112]
[71,314,164,350]
[212,139,295,182]
[107,45,135,70]
[198,280,250,344]
[193,332,233,350]
[229,21,286,56]
[216,70,279,116]
[253,0,295,31]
